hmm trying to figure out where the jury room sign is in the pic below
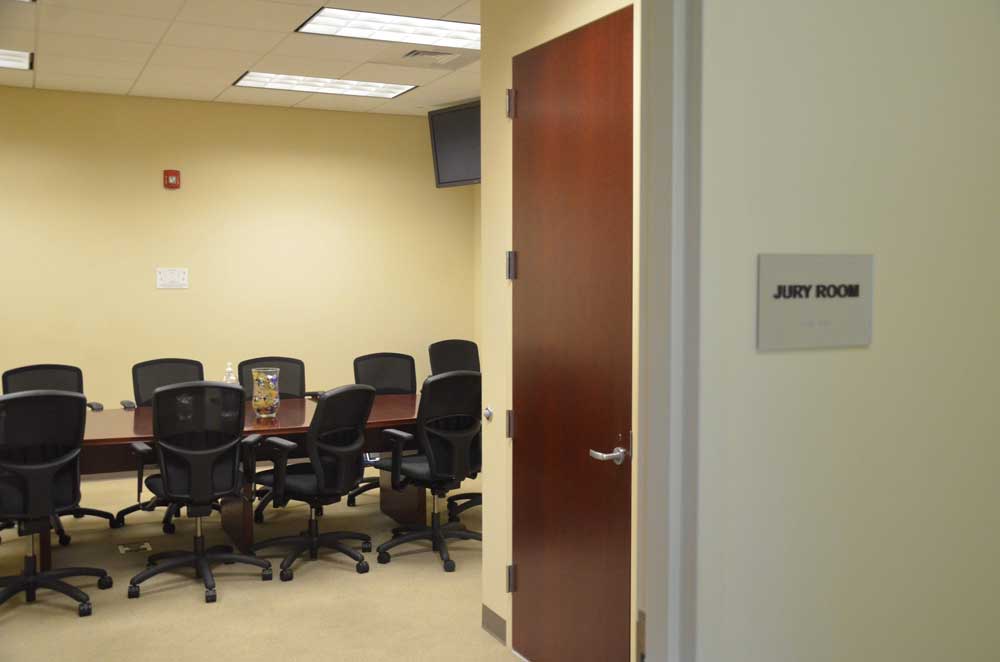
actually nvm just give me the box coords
[757,254,874,351]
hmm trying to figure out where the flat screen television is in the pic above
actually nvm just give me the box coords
[428,101,481,188]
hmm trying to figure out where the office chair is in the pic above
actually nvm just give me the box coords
[346,352,417,507]
[236,357,321,523]
[114,358,204,532]
[126,381,272,603]
[0,390,113,617]
[375,371,482,572]
[250,384,376,581]
[428,341,483,523]
[1,364,121,543]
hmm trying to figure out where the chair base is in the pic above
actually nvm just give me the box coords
[0,548,112,617]
[446,492,482,523]
[251,508,370,580]
[377,510,481,572]
[68,507,122,529]
[128,524,272,603]
[346,476,380,507]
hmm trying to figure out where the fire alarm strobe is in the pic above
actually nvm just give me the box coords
[163,170,181,189]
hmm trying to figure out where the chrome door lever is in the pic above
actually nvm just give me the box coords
[588,447,628,466]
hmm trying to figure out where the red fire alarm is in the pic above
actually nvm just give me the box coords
[163,170,181,189]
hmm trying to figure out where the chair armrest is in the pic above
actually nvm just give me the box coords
[304,390,323,399]
[121,400,137,410]
[261,436,297,506]
[86,401,104,412]
[382,428,414,491]
[129,442,153,502]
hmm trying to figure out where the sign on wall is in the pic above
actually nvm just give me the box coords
[757,254,874,351]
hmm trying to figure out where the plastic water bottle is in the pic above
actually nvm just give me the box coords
[223,362,237,384]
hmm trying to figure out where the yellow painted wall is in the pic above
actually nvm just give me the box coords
[0,87,476,404]
[479,0,638,651]
[698,1,1000,660]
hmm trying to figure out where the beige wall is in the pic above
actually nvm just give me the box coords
[698,1,1000,660]
[0,87,476,403]
[479,0,637,651]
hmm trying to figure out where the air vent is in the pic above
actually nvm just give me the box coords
[403,49,461,65]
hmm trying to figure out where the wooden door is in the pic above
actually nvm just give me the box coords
[511,7,634,661]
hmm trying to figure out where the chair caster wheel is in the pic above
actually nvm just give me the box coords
[377,551,391,564]
[205,589,217,603]
[356,560,369,574]
[254,512,264,524]
[279,568,293,582]
[362,541,372,553]
[58,534,71,547]
[127,585,140,599]
[262,568,273,581]
[443,559,456,573]
[73,512,85,519]
[162,523,175,534]
[98,575,113,590]
[347,497,357,507]
[109,518,123,529]
[78,602,92,617]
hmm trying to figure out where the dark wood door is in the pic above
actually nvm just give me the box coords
[511,7,634,662]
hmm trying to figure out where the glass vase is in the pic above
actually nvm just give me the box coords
[251,367,280,419]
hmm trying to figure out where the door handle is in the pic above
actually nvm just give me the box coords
[588,446,628,466]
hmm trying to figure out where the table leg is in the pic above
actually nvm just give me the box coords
[378,470,427,526]
[220,485,253,554]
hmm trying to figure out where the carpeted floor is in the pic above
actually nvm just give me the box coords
[0,471,510,662]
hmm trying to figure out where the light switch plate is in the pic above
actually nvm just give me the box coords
[156,267,189,289]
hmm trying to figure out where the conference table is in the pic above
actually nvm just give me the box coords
[41,395,425,570]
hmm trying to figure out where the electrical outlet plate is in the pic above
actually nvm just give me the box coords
[156,267,189,289]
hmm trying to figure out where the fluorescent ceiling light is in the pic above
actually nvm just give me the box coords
[235,72,414,99]
[0,49,31,71]
[299,8,480,50]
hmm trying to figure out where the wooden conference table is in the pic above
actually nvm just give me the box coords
[41,395,423,570]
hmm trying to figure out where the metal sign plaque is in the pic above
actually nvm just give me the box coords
[757,254,874,351]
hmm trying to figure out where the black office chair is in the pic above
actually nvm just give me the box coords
[428,340,483,523]
[346,352,417,507]
[126,381,272,603]
[0,390,113,617]
[250,384,376,581]
[375,371,482,572]
[114,358,204,532]
[236,357,321,523]
[1,365,121,544]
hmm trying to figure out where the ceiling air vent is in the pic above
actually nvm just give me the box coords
[403,49,461,66]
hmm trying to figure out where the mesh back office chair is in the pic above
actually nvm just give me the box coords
[428,340,483,523]
[114,358,205,531]
[0,391,113,617]
[346,353,418,507]
[237,357,322,523]
[1,365,120,544]
[250,385,376,581]
[126,382,272,603]
[375,371,482,572]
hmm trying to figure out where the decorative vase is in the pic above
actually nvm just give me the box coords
[251,367,280,418]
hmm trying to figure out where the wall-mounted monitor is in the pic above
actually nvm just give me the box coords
[428,101,481,188]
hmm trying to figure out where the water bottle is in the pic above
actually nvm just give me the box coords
[223,362,237,385]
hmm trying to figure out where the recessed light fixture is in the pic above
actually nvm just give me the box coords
[235,71,415,99]
[299,8,480,50]
[0,49,32,71]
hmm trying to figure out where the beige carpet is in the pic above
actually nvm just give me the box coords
[0,471,511,662]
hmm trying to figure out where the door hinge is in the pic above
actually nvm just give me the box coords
[506,250,518,280]
[506,88,517,119]
[507,564,517,592]
[506,409,514,439]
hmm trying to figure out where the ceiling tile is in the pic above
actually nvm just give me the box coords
[161,22,286,55]
[294,93,386,112]
[42,0,186,21]
[0,27,34,53]
[368,41,479,71]
[0,68,33,88]
[374,69,478,113]
[249,53,356,79]
[216,86,310,107]
[35,71,135,95]
[39,4,171,43]
[325,1,472,19]
[130,65,234,101]
[443,0,479,23]
[147,45,258,73]
[270,33,389,62]
[37,32,155,63]
[345,62,447,86]
[175,0,315,32]
[35,53,144,80]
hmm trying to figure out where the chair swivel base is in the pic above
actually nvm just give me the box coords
[252,509,370,581]
[346,476,380,507]
[377,511,481,573]
[128,524,272,603]
[0,551,112,617]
